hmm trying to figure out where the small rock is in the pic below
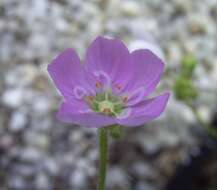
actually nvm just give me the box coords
[10,111,27,131]
[2,88,24,108]
[129,39,165,61]
[131,162,156,178]
[9,176,26,189]
[70,169,87,188]
[197,106,212,124]
[107,167,130,190]
[121,1,141,16]
[135,181,155,190]
[20,147,42,162]
[35,172,51,190]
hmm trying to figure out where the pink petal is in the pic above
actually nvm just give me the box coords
[48,48,91,101]
[84,36,130,75]
[84,36,132,93]
[116,92,170,127]
[123,49,164,100]
[57,102,116,128]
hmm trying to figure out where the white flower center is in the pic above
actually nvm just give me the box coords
[98,100,114,114]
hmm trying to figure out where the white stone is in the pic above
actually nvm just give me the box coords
[2,88,24,108]
[20,147,42,162]
[70,169,86,188]
[107,167,129,189]
[32,96,51,114]
[166,42,182,67]
[197,106,212,124]
[129,39,165,61]
[35,173,50,189]
[121,1,141,16]
[5,64,37,87]
[165,96,196,124]
[43,158,59,175]
[131,162,155,177]
[135,182,155,190]
[10,112,27,131]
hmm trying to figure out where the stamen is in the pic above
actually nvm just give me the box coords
[95,81,103,89]
[102,108,111,114]
[115,84,122,91]
[86,95,94,103]
[122,96,128,103]
[94,70,111,88]
[84,84,125,117]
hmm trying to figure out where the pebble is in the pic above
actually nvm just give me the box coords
[121,1,141,16]
[129,39,165,61]
[35,172,51,190]
[19,147,42,162]
[2,88,25,108]
[5,64,37,87]
[9,111,27,131]
[135,182,156,190]
[70,169,87,188]
[107,167,129,190]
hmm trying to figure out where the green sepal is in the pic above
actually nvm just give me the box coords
[109,125,123,139]
[91,101,99,112]
[95,92,106,101]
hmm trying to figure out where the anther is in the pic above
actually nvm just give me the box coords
[86,95,94,103]
[122,96,128,103]
[115,84,122,91]
[102,108,111,114]
[94,70,111,87]
[95,81,103,89]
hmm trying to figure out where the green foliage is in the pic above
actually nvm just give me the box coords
[174,76,197,102]
[174,54,198,103]
[181,54,197,78]
[174,51,217,139]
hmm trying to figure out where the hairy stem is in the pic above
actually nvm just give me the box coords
[98,128,108,190]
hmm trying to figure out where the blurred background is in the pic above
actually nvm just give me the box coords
[0,0,217,190]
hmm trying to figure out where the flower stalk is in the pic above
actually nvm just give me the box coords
[98,127,108,190]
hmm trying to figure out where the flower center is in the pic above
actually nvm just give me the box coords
[99,100,114,114]
[85,91,123,116]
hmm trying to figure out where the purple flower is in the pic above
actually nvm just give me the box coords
[48,36,170,128]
